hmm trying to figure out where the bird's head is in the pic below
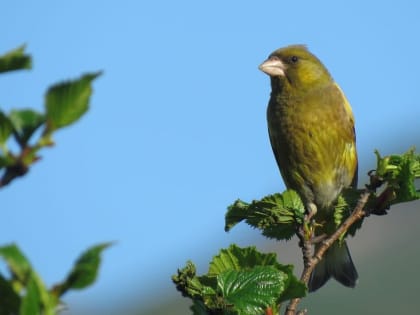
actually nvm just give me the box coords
[259,45,332,93]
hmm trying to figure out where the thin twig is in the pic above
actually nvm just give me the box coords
[284,190,371,315]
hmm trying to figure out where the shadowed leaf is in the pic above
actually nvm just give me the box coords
[9,109,45,146]
[0,274,20,315]
[0,111,13,145]
[52,242,112,297]
[0,45,31,74]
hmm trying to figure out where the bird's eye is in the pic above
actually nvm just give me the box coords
[290,56,299,63]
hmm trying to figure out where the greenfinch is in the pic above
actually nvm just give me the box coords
[259,45,358,292]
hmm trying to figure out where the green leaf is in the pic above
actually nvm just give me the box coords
[45,71,102,131]
[209,245,279,275]
[372,149,420,212]
[210,246,306,305]
[172,261,206,299]
[65,242,112,289]
[277,271,306,304]
[0,111,13,145]
[225,191,305,241]
[0,245,56,315]
[9,109,45,146]
[218,266,285,315]
[19,277,40,315]
[54,242,112,296]
[0,244,32,283]
[387,149,420,203]
[174,245,306,314]
[0,45,32,74]
[333,189,365,238]
[18,272,55,315]
[33,273,56,315]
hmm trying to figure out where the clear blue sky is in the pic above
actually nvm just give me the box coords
[2,1,420,314]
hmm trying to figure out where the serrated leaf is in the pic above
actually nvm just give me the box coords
[173,262,219,313]
[390,149,420,203]
[0,244,32,283]
[174,246,306,314]
[209,245,306,304]
[45,72,102,131]
[333,189,365,238]
[0,111,13,145]
[172,261,205,299]
[209,245,278,275]
[373,149,420,211]
[225,191,304,241]
[277,273,306,304]
[57,242,111,294]
[225,199,251,232]
[9,109,45,146]
[281,190,305,213]
[0,45,32,74]
[218,266,285,315]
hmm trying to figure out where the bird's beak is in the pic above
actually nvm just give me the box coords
[259,56,285,77]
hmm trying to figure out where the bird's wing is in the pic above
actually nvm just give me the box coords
[334,82,358,187]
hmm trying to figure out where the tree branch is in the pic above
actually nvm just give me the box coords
[0,162,28,188]
[284,190,371,315]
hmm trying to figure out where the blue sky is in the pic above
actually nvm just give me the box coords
[1,1,420,314]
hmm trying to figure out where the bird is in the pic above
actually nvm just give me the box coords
[258,45,358,292]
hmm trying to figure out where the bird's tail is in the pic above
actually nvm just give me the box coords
[308,241,358,292]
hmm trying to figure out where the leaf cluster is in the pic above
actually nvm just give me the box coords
[225,191,304,241]
[0,243,111,315]
[370,148,420,213]
[225,149,420,239]
[0,45,101,187]
[0,45,110,315]
[172,245,306,315]
[174,149,420,314]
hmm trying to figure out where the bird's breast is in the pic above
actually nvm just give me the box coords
[267,87,356,209]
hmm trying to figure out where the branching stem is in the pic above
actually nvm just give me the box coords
[284,190,371,315]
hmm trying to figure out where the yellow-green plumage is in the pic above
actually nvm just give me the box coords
[259,45,358,291]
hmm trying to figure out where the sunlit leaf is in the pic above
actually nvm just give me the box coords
[218,266,284,315]
[19,277,40,315]
[0,244,32,283]
[225,191,304,240]
[173,245,306,314]
[45,72,102,131]
[209,245,278,275]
